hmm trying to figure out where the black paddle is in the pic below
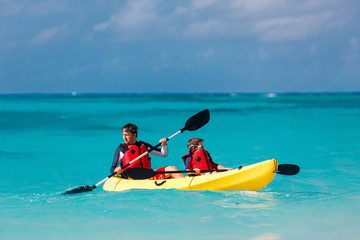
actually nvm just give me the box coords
[274,164,300,175]
[63,109,210,195]
[125,168,229,179]
[125,163,300,180]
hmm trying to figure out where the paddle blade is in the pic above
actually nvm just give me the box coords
[125,168,157,179]
[275,164,300,175]
[182,109,210,132]
[63,185,94,195]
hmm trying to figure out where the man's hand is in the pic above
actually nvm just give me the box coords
[114,166,122,174]
[159,138,167,146]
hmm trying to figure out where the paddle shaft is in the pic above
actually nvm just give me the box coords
[93,130,183,188]
[154,169,228,174]
[123,167,231,179]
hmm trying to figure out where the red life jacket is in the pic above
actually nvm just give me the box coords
[120,141,151,170]
[182,148,218,172]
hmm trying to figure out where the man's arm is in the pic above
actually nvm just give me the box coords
[143,140,168,157]
[110,147,121,173]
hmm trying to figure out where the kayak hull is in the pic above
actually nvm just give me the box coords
[103,159,278,192]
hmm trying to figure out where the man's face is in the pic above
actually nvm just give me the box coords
[122,129,137,145]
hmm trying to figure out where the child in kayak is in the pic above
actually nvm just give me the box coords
[111,123,184,179]
[182,138,231,175]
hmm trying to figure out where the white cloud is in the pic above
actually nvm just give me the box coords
[190,0,222,10]
[0,1,68,16]
[310,43,318,54]
[94,0,160,39]
[184,0,349,42]
[342,37,360,67]
[92,0,356,42]
[253,11,339,42]
[1,0,357,46]
[184,20,231,38]
[194,48,215,59]
[229,0,287,14]
[350,37,359,51]
[28,24,68,45]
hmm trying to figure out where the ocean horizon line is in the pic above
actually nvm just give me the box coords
[1,91,360,97]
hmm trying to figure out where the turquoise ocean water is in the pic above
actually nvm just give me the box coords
[1,93,359,240]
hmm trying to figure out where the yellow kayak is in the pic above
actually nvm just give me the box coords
[103,159,278,192]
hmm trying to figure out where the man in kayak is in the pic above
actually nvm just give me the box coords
[182,138,231,175]
[110,123,184,179]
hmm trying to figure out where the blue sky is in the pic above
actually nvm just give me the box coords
[1,0,360,93]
